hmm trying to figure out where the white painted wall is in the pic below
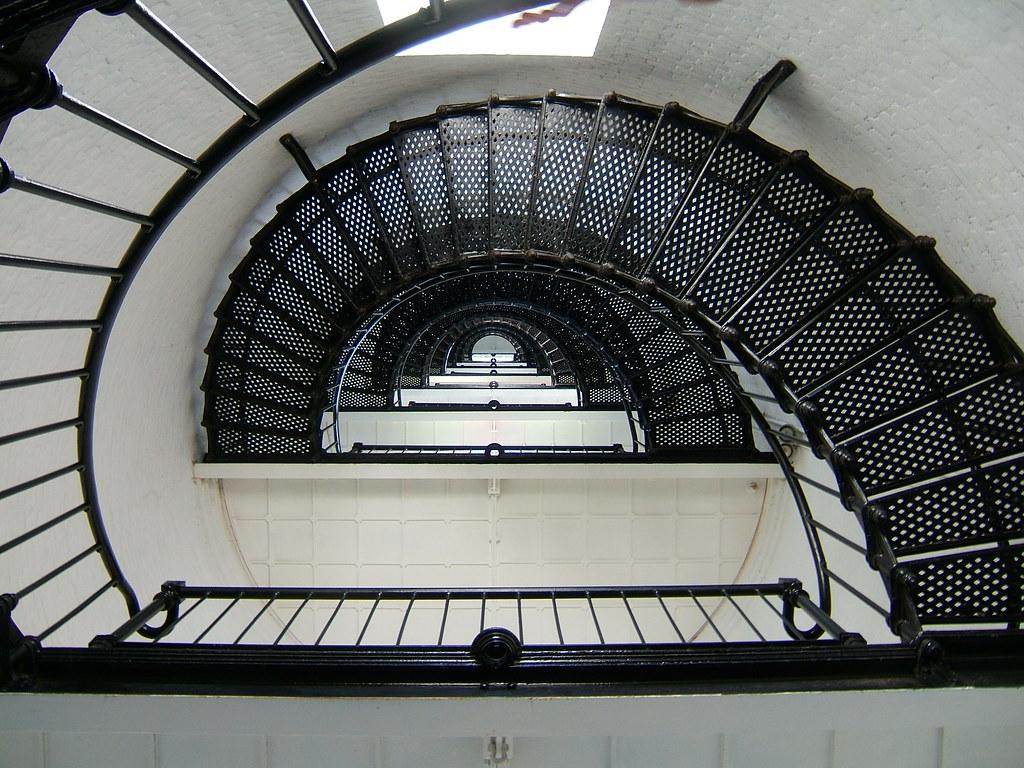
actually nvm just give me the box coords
[2,688,1024,768]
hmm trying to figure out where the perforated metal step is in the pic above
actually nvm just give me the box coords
[203,93,1024,629]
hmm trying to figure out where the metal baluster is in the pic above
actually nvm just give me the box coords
[315,594,346,646]
[15,545,98,600]
[193,595,242,644]
[724,593,766,641]
[1,159,153,227]
[35,580,115,642]
[102,0,260,121]
[273,593,312,644]
[396,595,416,645]
[0,503,89,556]
[586,591,605,645]
[234,595,276,644]
[690,592,725,642]
[0,368,89,392]
[551,593,564,644]
[284,0,339,72]
[810,519,867,556]
[825,568,889,619]
[0,417,82,448]
[0,252,122,278]
[516,592,524,644]
[621,592,645,644]
[655,591,685,643]
[56,91,200,173]
[355,593,382,646]
[0,463,83,502]
[437,593,451,645]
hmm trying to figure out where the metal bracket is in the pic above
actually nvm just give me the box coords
[485,735,513,766]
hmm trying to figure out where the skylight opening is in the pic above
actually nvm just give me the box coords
[376,0,610,56]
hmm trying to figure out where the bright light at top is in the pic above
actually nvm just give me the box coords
[376,1,611,57]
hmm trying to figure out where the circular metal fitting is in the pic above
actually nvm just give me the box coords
[471,627,522,669]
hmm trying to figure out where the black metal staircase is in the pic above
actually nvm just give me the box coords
[1,0,1023,693]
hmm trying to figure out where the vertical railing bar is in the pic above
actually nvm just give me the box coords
[433,109,464,258]
[2,161,154,228]
[0,253,121,278]
[792,472,843,498]
[234,594,275,644]
[154,594,207,643]
[235,247,341,340]
[522,93,549,249]
[303,159,383,295]
[193,594,241,644]
[388,133,433,270]
[760,238,915,362]
[811,519,868,555]
[0,417,83,448]
[598,103,668,266]
[0,502,89,556]
[479,593,487,633]
[725,592,766,641]
[0,319,101,333]
[0,368,90,392]
[558,95,607,255]
[437,592,451,646]
[756,590,801,638]
[516,591,524,644]
[396,595,416,646]
[486,95,496,251]
[551,593,564,645]
[718,195,851,325]
[825,568,890,618]
[273,593,312,645]
[35,580,115,642]
[14,545,99,600]
[107,0,260,120]
[678,156,794,298]
[56,92,200,173]
[690,591,726,642]
[621,592,646,645]
[355,592,382,646]
[349,158,405,279]
[636,124,732,277]
[314,594,346,646]
[284,0,340,71]
[655,591,685,643]
[586,591,605,645]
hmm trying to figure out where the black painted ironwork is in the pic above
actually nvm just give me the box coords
[1,0,1023,693]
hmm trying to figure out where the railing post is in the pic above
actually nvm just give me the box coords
[790,588,866,646]
[0,594,14,687]
[90,580,183,647]
[889,566,924,643]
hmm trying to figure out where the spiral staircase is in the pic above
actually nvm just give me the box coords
[1,0,1023,701]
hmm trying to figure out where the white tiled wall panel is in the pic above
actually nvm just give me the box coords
[220,476,767,644]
